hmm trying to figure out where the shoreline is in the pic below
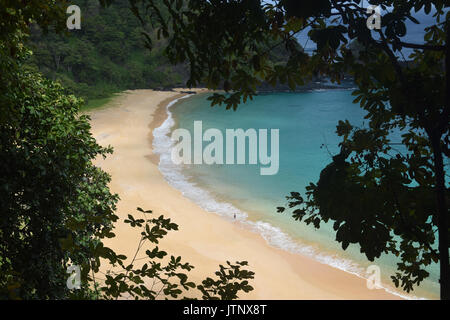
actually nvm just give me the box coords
[89,89,401,300]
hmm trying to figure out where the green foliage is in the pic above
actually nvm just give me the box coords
[89,208,254,300]
[27,0,187,103]
[0,61,119,299]
[80,96,115,111]
[0,0,255,300]
[0,3,120,297]
[1,4,120,297]
[27,0,298,105]
[197,261,254,300]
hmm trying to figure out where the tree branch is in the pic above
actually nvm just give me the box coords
[393,40,445,51]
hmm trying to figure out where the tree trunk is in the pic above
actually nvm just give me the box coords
[435,21,450,300]
[432,135,450,300]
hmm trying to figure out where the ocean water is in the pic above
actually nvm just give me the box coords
[153,90,440,300]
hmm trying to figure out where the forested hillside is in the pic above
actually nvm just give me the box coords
[27,0,301,103]
[27,0,187,102]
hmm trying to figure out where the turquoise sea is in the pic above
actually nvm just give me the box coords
[153,90,440,300]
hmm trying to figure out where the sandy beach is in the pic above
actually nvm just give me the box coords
[88,89,400,300]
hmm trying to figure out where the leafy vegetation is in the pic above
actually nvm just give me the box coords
[26,0,299,104]
[0,66,117,299]
[0,0,254,300]
[80,96,116,111]
[76,208,254,300]
[27,0,187,103]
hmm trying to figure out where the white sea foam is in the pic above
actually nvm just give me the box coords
[152,95,420,300]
